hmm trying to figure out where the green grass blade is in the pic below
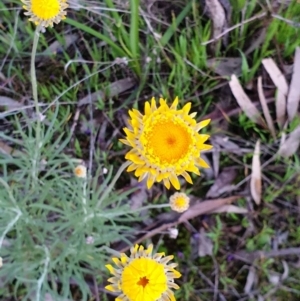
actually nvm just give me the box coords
[160,1,192,47]
[129,0,141,75]
[64,18,126,57]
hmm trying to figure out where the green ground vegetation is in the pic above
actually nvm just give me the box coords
[1,0,300,300]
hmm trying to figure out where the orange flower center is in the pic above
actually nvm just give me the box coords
[137,276,149,288]
[145,120,192,165]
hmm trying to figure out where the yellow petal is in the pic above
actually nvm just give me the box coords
[196,119,211,131]
[135,166,148,176]
[197,134,210,144]
[200,144,213,151]
[145,244,153,255]
[127,163,138,172]
[151,97,157,111]
[127,153,145,164]
[182,102,191,114]
[144,101,151,116]
[147,174,155,189]
[181,171,193,184]
[119,138,131,146]
[170,96,179,109]
[163,178,171,189]
[105,264,116,275]
[157,171,164,182]
[123,128,135,139]
[170,173,180,190]
[112,257,121,265]
[138,173,147,182]
[105,284,118,292]
[186,164,200,175]
[159,98,167,106]
[197,157,210,168]
[120,254,128,265]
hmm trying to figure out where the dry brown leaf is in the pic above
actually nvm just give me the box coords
[210,204,248,214]
[0,140,24,157]
[287,47,300,121]
[207,57,242,76]
[234,247,300,264]
[262,58,288,127]
[129,179,147,210]
[0,96,23,110]
[250,140,262,205]
[245,28,266,55]
[42,34,78,56]
[244,266,257,294]
[206,167,237,198]
[229,74,265,127]
[205,0,228,49]
[179,195,240,222]
[78,78,136,106]
[268,261,289,284]
[278,125,300,157]
[212,145,220,177]
[197,228,213,257]
[257,76,276,139]
[212,135,247,155]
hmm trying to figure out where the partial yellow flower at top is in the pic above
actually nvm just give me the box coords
[74,164,87,178]
[105,244,181,301]
[169,192,190,213]
[21,0,68,28]
[120,97,212,190]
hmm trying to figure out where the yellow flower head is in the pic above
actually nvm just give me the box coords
[105,244,181,301]
[169,192,190,213]
[74,164,87,178]
[21,0,68,28]
[120,97,212,190]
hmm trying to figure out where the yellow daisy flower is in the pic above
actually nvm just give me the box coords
[21,0,68,28]
[105,244,181,301]
[120,97,212,190]
[169,192,190,213]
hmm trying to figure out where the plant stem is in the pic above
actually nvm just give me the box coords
[31,26,41,183]
[82,179,87,215]
[31,26,41,121]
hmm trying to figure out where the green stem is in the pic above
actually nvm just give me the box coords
[82,179,87,215]
[31,26,41,182]
[31,26,41,120]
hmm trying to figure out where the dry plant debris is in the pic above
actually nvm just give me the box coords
[229,74,266,127]
[262,58,289,127]
[287,47,300,121]
[250,140,262,205]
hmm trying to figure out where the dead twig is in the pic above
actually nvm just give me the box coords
[201,12,267,46]
[233,247,300,263]
[118,196,241,253]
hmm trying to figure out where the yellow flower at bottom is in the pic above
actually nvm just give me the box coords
[105,244,181,301]
[21,0,68,28]
[120,97,212,190]
[169,192,190,213]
